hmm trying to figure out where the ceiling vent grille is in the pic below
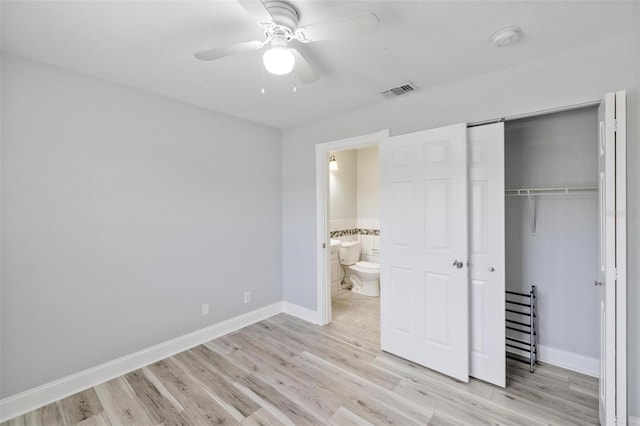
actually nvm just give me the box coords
[381,82,419,98]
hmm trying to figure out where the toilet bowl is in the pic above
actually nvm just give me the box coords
[339,240,381,297]
[349,261,380,297]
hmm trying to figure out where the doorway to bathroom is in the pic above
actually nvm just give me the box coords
[327,144,381,345]
[314,130,389,341]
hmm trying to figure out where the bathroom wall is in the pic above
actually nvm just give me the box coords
[356,147,380,263]
[329,150,357,223]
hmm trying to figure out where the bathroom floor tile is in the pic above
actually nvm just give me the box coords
[330,289,380,346]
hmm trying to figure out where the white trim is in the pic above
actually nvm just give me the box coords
[614,90,627,424]
[315,146,331,326]
[315,129,389,326]
[0,302,282,423]
[282,301,322,325]
[537,345,600,378]
[628,416,640,426]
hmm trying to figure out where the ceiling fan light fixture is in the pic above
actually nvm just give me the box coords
[263,46,295,75]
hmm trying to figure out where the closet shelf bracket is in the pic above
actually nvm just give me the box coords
[527,192,536,237]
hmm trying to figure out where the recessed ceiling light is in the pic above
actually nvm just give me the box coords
[490,27,522,47]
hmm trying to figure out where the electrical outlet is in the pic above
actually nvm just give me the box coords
[201,303,209,316]
[244,291,251,304]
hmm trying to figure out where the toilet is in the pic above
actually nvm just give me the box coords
[338,240,380,297]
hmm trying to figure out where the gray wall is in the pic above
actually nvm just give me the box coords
[281,31,640,415]
[0,55,282,397]
[505,108,599,360]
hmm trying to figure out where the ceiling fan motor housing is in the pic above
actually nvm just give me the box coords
[264,1,299,31]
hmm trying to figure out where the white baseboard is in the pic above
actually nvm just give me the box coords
[538,345,599,378]
[0,302,283,423]
[629,415,640,426]
[282,301,322,325]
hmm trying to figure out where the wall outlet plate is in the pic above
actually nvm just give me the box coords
[201,303,209,316]
[244,291,251,304]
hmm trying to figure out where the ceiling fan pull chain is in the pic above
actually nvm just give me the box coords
[261,58,266,94]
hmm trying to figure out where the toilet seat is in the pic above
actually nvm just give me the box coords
[351,261,379,273]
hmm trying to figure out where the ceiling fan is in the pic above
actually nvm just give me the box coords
[194,0,379,84]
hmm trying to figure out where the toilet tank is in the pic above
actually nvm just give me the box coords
[339,241,361,265]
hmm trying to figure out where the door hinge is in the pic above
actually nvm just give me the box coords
[613,119,618,132]
[323,243,326,249]
[615,267,618,280]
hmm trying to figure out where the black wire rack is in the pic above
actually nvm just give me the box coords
[505,285,537,373]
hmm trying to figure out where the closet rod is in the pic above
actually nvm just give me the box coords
[467,100,601,128]
[505,186,598,196]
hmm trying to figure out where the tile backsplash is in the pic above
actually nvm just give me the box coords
[329,218,380,264]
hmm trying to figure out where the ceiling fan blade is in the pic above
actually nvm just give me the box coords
[291,49,318,84]
[295,12,379,43]
[194,40,265,61]
[237,0,274,24]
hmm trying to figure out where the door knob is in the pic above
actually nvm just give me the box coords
[489,267,495,272]
[453,260,464,269]
[594,280,604,286]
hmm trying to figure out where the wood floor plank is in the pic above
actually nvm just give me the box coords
[299,351,434,424]
[569,376,599,397]
[57,388,104,425]
[172,349,260,418]
[123,368,190,426]
[75,412,111,426]
[326,407,374,426]
[145,358,237,425]
[93,377,156,426]
[393,378,545,426]
[1,416,25,426]
[221,333,343,420]
[239,407,285,426]
[192,346,325,425]
[371,352,495,400]
[488,388,595,426]
[23,402,65,426]
[263,318,400,391]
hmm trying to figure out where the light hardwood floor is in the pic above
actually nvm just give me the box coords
[3,292,599,425]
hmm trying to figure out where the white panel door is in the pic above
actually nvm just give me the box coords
[468,123,505,387]
[380,123,469,382]
[598,91,627,425]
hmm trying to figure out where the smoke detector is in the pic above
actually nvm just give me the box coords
[490,27,521,47]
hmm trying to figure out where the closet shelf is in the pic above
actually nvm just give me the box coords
[505,186,597,196]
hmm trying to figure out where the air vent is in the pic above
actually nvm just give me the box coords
[380,82,419,98]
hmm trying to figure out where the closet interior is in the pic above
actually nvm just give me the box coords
[504,107,600,376]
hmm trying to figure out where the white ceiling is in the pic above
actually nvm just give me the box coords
[2,1,639,129]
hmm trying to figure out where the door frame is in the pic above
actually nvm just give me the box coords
[315,129,389,325]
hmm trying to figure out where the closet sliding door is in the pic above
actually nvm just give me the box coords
[380,123,470,382]
[468,123,506,387]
